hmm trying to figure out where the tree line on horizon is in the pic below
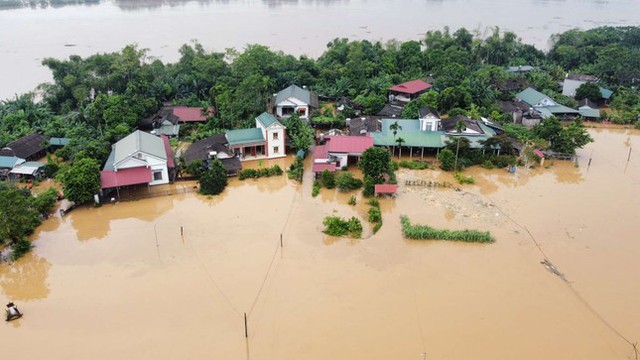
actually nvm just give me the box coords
[0,26,638,166]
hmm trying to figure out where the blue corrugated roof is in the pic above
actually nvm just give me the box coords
[0,156,25,168]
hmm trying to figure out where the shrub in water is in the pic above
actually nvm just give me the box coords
[336,172,363,191]
[347,195,357,205]
[368,207,382,223]
[321,169,336,189]
[323,216,362,238]
[400,215,494,243]
[367,198,380,208]
[437,148,456,171]
[362,175,375,197]
[312,181,320,197]
[454,172,475,184]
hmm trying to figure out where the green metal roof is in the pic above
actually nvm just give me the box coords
[516,87,550,106]
[579,106,600,118]
[599,87,613,100]
[0,156,25,168]
[256,112,283,128]
[370,129,446,148]
[225,128,265,146]
[275,85,311,105]
[381,118,422,133]
[49,137,70,146]
[545,105,579,114]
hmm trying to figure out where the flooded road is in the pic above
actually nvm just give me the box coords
[2,0,640,99]
[2,128,640,359]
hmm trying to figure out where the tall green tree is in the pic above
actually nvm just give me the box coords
[199,159,228,195]
[0,184,41,245]
[359,147,392,183]
[61,158,101,204]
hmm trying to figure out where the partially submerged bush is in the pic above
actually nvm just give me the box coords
[336,172,363,191]
[368,207,381,223]
[362,176,375,197]
[10,239,33,261]
[320,169,336,189]
[437,148,456,171]
[323,216,362,238]
[347,195,357,205]
[400,216,494,243]
[312,181,320,197]
[397,160,431,170]
[287,158,304,182]
[454,172,475,184]
[239,165,284,180]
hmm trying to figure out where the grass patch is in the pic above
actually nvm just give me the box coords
[400,215,494,243]
[323,216,362,238]
[454,172,475,184]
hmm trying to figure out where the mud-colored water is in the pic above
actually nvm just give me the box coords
[1,128,639,359]
[2,0,640,99]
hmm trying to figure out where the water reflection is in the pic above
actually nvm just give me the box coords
[114,0,224,11]
[68,195,176,241]
[0,252,51,301]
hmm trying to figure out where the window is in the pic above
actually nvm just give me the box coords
[153,171,163,181]
[272,132,279,140]
[273,146,279,154]
[298,108,306,116]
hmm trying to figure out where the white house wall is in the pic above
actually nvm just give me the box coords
[149,163,169,186]
[329,153,348,168]
[114,151,169,186]
[266,127,286,159]
[276,97,310,119]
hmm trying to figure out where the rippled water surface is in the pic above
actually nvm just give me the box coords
[1,0,640,99]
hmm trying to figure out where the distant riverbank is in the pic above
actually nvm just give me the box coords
[1,0,639,99]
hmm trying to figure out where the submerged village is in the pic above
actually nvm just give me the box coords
[1,26,640,359]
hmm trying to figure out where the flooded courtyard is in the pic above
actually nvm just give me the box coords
[1,128,639,359]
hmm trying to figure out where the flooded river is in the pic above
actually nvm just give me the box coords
[1,128,639,359]
[2,0,640,99]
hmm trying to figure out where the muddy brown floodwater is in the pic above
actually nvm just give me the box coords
[1,128,639,359]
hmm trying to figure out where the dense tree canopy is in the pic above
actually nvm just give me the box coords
[199,159,228,195]
[61,158,101,204]
[0,25,635,180]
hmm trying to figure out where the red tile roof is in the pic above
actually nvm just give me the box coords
[161,135,175,168]
[312,163,336,173]
[101,167,152,189]
[314,144,329,158]
[172,107,211,123]
[375,184,398,194]
[533,149,545,158]
[388,80,432,95]
[325,136,374,154]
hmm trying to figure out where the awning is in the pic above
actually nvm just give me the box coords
[101,167,152,189]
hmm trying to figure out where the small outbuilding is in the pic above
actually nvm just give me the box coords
[374,184,398,197]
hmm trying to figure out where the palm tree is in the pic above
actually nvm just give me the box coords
[396,137,405,158]
[389,121,402,156]
[454,120,466,171]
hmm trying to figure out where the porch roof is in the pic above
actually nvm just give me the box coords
[101,167,152,189]
[226,128,265,146]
